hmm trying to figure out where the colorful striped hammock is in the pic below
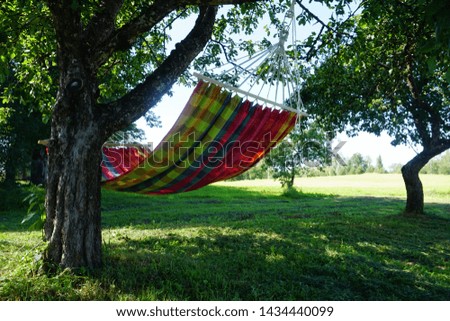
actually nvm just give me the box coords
[101,80,297,194]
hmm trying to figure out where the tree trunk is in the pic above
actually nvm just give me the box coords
[288,166,295,189]
[44,66,105,270]
[401,145,450,216]
[44,121,104,270]
[401,160,424,216]
[40,3,218,271]
[3,145,17,185]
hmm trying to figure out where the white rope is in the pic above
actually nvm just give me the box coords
[194,72,307,116]
[198,0,308,119]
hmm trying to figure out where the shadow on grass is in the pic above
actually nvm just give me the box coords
[95,186,450,300]
[1,184,449,300]
[100,217,450,300]
[99,185,449,229]
[3,184,448,232]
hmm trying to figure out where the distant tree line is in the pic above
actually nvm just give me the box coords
[234,150,449,181]
[270,152,388,178]
[322,154,386,176]
[390,151,450,175]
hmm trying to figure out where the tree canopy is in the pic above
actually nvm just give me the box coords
[263,122,330,188]
[300,0,450,214]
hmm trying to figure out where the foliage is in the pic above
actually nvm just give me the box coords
[313,153,389,176]
[374,155,386,174]
[389,163,404,174]
[0,183,29,211]
[1,176,449,300]
[421,151,450,175]
[196,0,355,83]
[107,123,147,144]
[345,153,367,174]
[301,0,450,147]
[21,184,46,231]
[263,122,330,188]
[0,88,50,184]
[0,0,356,182]
[4,0,446,269]
[235,151,392,179]
[0,1,56,119]
[0,2,53,183]
[227,161,269,181]
[0,1,163,184]
[300,0,450,214]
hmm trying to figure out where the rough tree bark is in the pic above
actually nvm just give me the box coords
[43,32,106,268]
[42,0,229,270]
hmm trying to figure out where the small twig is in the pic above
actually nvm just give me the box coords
[296,0,361,62]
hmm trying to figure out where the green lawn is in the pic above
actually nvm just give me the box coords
[0,174,449,300]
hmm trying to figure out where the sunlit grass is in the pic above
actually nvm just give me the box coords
[1,174,449,300]
[217,174,450,202]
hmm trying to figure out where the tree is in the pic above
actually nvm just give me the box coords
[346,153,367,175]
[0,0,247,270]
[0,104,50,185]
[43,0,248,271]
[301,0,450,215]
[365,156,375,173]
[0,1,56,185]
[264,123,330,189]
[0,3,161,187]
[0,0,294,270]
[1,0,356,270]
[375,155,385,174]
[422,151,450,174]
[0,71,51,185]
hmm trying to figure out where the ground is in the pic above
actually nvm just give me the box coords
[0,174,449,300]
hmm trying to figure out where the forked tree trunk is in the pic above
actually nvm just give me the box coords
[41,3,219,271]
[44,72,105,270]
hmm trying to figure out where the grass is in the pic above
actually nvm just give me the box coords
[0,174,449,300]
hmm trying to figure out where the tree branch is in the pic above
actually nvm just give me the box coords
[92,0,262,68]
[296,0,330,31]
[402,39,445,149]
[45,0,82,46]
[296,0,357,61]
[84,0,124,49]
[100,6,219,137]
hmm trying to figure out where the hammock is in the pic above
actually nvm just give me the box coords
[101,79,298,194]
[40,1,305,194]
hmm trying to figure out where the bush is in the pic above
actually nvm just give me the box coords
[21,185,46,230]
[0,183,28,211]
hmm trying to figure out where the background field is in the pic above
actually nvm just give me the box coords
[218,174,450,200]
[1,174,449,300]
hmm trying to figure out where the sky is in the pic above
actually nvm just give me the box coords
[136,86,418,169]
[135,1,419,169]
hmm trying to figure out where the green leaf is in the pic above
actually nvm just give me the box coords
[445,70,450,84]
[21,211,37,224]
[426,57,437,73]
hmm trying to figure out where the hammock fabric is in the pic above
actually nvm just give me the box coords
[101,80,297,194]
